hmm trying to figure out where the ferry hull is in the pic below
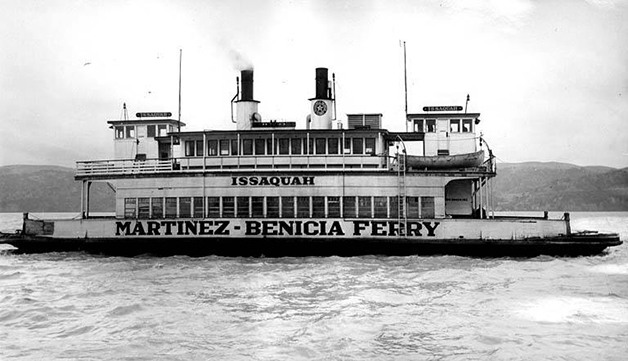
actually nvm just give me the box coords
[1,216,620,257]
[2,232,621,257]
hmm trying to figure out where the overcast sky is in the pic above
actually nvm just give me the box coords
[0,0,626,168]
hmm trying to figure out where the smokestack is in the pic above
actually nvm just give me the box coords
[241,69,254,101]
[315,68,330,100]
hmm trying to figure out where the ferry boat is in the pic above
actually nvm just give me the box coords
[1,68,622,256]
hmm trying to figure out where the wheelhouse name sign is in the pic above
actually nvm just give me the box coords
[422,106,463,112]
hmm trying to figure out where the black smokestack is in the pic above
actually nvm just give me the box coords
[241,69,254,101]
[315,68,330,99]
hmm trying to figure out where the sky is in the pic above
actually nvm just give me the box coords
[0,0,626,168]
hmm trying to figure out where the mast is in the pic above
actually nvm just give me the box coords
[178,49,182,133]
[403,41,408,132]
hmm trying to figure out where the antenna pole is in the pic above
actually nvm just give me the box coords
[465,94,470,113]
[178,49,182,133]
[403,41,408,133]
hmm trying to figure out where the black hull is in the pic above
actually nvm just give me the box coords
[1,233,621,258]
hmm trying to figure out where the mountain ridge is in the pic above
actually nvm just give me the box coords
[1,163,627,212]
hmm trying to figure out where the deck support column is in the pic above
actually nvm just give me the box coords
[80,180,85,219]
[485,176,489,220]
[478,177,483,219]
[86,181,92,218]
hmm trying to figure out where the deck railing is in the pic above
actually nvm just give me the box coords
[75,155,389,177]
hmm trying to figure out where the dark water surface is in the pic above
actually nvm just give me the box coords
[1,212,627,360]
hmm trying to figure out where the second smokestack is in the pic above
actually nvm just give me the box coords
[241,69,254,101]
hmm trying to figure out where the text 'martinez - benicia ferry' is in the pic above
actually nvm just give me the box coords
[1,68,621,256]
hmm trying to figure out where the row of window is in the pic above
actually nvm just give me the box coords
[124,195,436,219]
[114,124,172,139]
[413,119,474,133]
[184,137,377,157]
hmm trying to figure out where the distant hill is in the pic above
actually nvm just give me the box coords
[0,165,115,212]
[1,163,627,212]
[493,162,628,211]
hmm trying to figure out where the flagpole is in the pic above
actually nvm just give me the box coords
[403,41,408,133]
[178,49,182,133]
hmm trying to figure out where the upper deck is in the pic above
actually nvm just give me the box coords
[76,67,495,180]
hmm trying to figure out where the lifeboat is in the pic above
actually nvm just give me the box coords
[407,150,484,169]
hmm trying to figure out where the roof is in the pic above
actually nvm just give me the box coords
[406,113,480,119]
[155,128,389,140]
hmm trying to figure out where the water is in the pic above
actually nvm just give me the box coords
[1,212,627,360]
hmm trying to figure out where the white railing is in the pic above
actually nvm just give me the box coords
[76,155,389,177]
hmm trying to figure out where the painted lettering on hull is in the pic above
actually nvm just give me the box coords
[115,220,231,236]
[114,220,440,238]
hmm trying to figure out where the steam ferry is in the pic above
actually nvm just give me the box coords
[1,68,622,256]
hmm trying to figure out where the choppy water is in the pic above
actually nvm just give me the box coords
[1,212,627,360]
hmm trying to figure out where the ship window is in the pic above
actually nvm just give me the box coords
[193,197,204,218]
[343,196,356,218]
[374,196,387,218]
[222,197,234,218]
[315,138,326,155]
[207,140,218,156]
[297,197,310,218]
[450,119,460,133]
[196,140,204,156]
[179,197,191,218]
[207,197,220,218]
[237,197,250,218]
[243,139,253,155]
[252,197,264,217]
[115,126,124,139]
[365,138,376,155]
[138,197,150,219]
[426,119,436,133]
[352,138,363,155]
[312,196,325,217]
[344,138,352,154]
[165,197,177,218]
[185,141,195,156]
[124,198,136,218]
[414,119,424,132]
[462,119,472,133]
[151,197,163,218]
[421,196,435,218]
[291,138,302,155]
[219,139,229,155]
[389,196,403,218]
[266,138,274,155]
[147,125,156,138]
[281,197,295,218]
[308,138,314,155]
[255,139,266,155]
[328,197,341,218]
[358,196,372,218]
[231,139,239,156]
[328,138,339,154]
[278,138,289,155]
[407,197,419,219]
[158,125,167,136]
[125,126,135,138]
[267,197,279,218]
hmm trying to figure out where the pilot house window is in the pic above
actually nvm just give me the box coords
[115,126,124,139]
[450,119,460,133]
[462,119,472,133]
[426,119,436,133]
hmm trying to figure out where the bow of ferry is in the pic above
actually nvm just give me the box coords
[1,68,621,256]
